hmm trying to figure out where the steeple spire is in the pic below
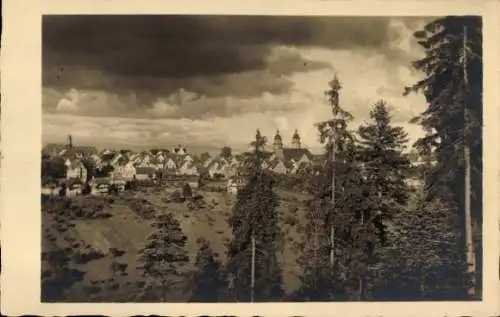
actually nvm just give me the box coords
[273,129,283,151]
[291,129,301,149]
[68,134,73,148]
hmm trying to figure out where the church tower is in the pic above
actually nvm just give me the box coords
[273,130,284,160]
[273,130,283,151]
[68,134,73,148]
[291,129,301,149]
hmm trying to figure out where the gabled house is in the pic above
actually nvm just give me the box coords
[178,160,199,176]
[136,153,154,168]
[112,161,137,180]
[65,159,87,182]
[164,155,178,170]
[268,158,288,174]
[206,159,228,179]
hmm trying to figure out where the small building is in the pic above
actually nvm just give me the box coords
[184,175,200,189]
[227,176,246,195]
[113,161,137,180]
[65,178,84,197]
[41,184,59,196]
[91,177,110,195]
[136,167,156,181]
[178,161,199,176]
[65,159,87,183]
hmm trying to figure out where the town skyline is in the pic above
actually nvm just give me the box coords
[43,15,431,153]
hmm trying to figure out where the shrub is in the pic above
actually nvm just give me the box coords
[109,247,126,258]
[56,226,68,233]
[84,285,102,295]
[73,249,106,264]
[182,183,193,199]
[128,199,156,220]
[169,190,185,203]
[137,281,146,288]
[111,262,128,274]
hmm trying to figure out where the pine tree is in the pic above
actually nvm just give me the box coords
[189,237,225,302]
[376,189,469,300]
[295,198,344,300]
[404,16,482,297]
[297,76,371,300]
[357,100,412,245]
[136,212,190,301]
[225,129,284,302]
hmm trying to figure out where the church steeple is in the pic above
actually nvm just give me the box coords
[291,129,301,149]
[273,129,283,151]
[68,134,73,148]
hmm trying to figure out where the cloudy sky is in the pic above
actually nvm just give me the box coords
[42,15,432,154]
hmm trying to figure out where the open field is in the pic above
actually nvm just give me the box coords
[41,185,311,301]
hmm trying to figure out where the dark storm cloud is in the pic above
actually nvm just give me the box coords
[43,15,396,96]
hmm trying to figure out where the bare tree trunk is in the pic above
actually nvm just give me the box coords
[330,135,336,268]
[463,25,476,297]
[358,209,364,300]
[250,234,256,302]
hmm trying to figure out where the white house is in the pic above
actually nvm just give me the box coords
[179,161,199,176]
[207,159,227,178]
[227,177,246,195]
[112,161,136,180]
[164,157,177,170]
[136,154,154,168]
[268,159,288,174]
[65,159,87,182]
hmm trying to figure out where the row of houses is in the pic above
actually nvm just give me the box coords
[44,131,323,186]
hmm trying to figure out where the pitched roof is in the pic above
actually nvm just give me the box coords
[136,166,156,174]
[115,156,129,166]
[281,148,313,162]
[42,143,68,156]
[59,146,98,159]
[101,152,116,162]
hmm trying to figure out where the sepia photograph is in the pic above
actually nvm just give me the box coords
[38,13,486,303]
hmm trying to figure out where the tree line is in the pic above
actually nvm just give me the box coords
[135,16,481,302]
[43,16,482,302]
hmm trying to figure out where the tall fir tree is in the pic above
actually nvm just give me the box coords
[356,100,412,245]
[376,188,469,300]
[189,237,225,302]
[136,212,190,301]
[296,76,373,300]
[404,16,482,297]
[225,129,284,302]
